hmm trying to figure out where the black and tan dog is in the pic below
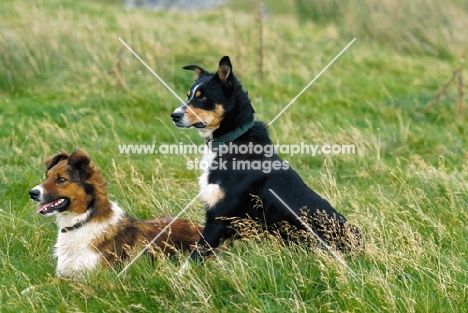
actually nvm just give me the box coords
[171,56,363,261]
[29,149,203,277]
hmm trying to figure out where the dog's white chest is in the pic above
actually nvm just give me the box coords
[54,203,125,278]
[198,148,224,208]
[54,225,102,278]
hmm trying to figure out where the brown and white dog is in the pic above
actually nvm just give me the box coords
[29,149,203,278]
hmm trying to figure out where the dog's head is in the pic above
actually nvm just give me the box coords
[29,149,103,216]
[171,56,254,139]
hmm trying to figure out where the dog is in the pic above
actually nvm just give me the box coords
[29,149,203,278]
[171,56,363,261]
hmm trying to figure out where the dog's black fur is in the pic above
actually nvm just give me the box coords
[171,56,363,261]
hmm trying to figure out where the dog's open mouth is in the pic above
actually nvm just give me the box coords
[36,198,70,214]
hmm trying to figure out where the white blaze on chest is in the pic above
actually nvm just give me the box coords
[54,228,102,278]
[54,202,125,278]
[198,147,224,208]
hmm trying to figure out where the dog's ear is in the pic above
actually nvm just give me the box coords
[216,56,233,87]
[45,152,69,172]
[68,149,92,179]
[183,64,208,81]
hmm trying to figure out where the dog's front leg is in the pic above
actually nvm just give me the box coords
[190,218,233,262]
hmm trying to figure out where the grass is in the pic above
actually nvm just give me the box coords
[1,0,467,311]
[294,0,468,59]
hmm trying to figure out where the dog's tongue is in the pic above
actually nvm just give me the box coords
[36,201,54,213]
[36,203,47,213]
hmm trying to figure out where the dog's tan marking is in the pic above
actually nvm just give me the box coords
[42,161,89,214]
[186,104,224,129]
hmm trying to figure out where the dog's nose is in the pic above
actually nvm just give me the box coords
[29,188,41,200]
[171,111,183,123]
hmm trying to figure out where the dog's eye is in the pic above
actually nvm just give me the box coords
[200,96,207,101]
[56,177,67,184]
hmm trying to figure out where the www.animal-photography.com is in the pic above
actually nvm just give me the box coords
[1,0,467,312]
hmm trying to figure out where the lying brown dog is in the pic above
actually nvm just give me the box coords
[29,149,203,278]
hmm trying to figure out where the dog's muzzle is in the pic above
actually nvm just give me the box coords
[171,108,206,128]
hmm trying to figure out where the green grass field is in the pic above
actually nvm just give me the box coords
[1,0,467,311]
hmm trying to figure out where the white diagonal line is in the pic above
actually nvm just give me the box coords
[268,38,356,126]
[268,188,357,277]
[118,37,206,126]
[118,37,185,104]
[117,189,205,277]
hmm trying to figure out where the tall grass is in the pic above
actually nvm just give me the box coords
[1,0,467,311]
[295,0,468,58]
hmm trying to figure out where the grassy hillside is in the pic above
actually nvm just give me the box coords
[1,0,467,312]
